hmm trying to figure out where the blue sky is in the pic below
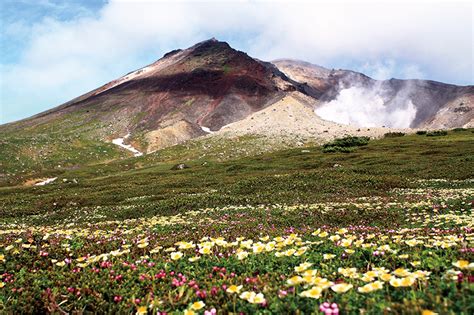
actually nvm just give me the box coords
[1,0,472,124]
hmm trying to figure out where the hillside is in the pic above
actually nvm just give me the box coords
[1,129,473,314]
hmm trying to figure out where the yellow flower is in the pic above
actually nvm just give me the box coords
[364,271,378,278]
[239,291,252,300]
[0,282,5,288]
[312,277,334,289]
[226,285,243,294]
[239,291,265,304]
[393,268,411,277]
[236,251,248,260]
[410,261,421,267]
[251,293,265,304]
[361,275,375,282]
[240,240,253,249]
[340,239,352,247]
[295,262,313,272]
[5,245,14,251]
[398,254,409,259]
[319,232,329,238]
[379,273,392,281]
[323,254,336,260]
[252,243,265,254]
[390,276,416,287]
[265,242,276,252]
[329,235,341,242]
[405,239,419,247]
[287,276,303,285]
[136,305,147,315]
[137,242,149,249]
[188,256,200,262]
[184,310,195,315]
[452,260,472,269]
[56,261,66,267]
[294,247,308,256]
[177,242,195,250]
[331,283,353,293]
[412,270,431,279]
[338,267,358,278]
[300,286,322,299]
[421,310,438,315]
[199,246,212,255]
[303,274,315,283]
[337,228,348,234]
[357,281,383,293]
[170,251,183,260]
[190,301,205,310]
[302,269,317,277]
[0,254,5,262]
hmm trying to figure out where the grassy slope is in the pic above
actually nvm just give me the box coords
[0,129,473,314]
[1,129,472,225]
[0,111,129,186]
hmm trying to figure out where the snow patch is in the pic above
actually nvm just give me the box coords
[35,177,57,186]
[200,126,214,133]
[112,133,143,157]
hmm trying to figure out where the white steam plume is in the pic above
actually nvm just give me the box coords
[315,85,417,128]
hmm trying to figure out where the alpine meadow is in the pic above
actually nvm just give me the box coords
[0,1,473,314]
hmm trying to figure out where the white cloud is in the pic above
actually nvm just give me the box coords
[1,0,472,123]
[358,60,424,80]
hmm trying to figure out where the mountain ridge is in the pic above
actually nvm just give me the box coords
[3,38,472,134]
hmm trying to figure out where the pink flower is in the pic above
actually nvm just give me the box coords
[196,290,207,299]
[320,302,339,314]
[204,309,217,315]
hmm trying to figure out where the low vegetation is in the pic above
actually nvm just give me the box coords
[0,129,473,313]
[322,136,370,153]
[384,132,405,138]
[426,130,448,137]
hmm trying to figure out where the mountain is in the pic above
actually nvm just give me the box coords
[273,59,474,129]
[2,39,310,152]
[1,39,473,185]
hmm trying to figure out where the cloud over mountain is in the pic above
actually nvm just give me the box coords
[1,0,472,123]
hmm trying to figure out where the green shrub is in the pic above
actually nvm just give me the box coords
[322,146,355,153]
[426,130,448,137]
[452,128,466,132]
[323,136,370,149]
[322,136,369,153]
[384,132,405,138]
[416,130,427,135]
